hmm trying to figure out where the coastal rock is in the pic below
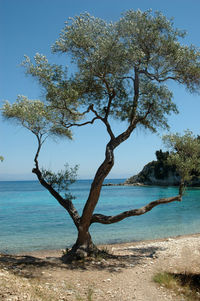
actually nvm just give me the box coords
[125,161,200,186]
[104,149,200,187]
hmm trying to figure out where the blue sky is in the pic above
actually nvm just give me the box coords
[0,0,200,181]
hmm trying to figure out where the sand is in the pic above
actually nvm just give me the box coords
[0,233,200,300]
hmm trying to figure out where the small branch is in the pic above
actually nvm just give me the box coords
[130,67,139,123]
[104,93,114,121]
[76,104,96,117]
[100,77,116,121]
[56,98,115,139]
[63,116,99,128]
[54,104,99,128]
[90,104,115,140]
[34,134,43,169]
[139,69,178,82]
[91,195,182,224]
[136,102,154,124]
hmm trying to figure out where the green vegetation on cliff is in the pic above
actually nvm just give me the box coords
[127,132,200,186]
[126,150,179,185]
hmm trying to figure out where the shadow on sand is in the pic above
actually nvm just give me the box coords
[0,244,165,279]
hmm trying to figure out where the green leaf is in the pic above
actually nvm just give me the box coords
[41,164,78,198]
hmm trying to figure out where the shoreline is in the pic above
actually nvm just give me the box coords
[103,182,200,187]
[15,232,200,259]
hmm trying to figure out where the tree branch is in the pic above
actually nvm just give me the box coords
[139,69,178,82]
[100,77,116,120]
[63,116,99,128]
[89,103,115,140]
[130,67,139,123]
[33,136,81,229]
[91,195,182,224]
[136,102,154,124]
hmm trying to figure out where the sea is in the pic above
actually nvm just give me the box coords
[0,179,200,254]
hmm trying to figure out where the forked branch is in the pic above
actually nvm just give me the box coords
[139,69,178,83]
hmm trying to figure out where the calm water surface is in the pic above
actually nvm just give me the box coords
[0,179,200,253]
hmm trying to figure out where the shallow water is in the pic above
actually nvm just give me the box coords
[0,179,200,253]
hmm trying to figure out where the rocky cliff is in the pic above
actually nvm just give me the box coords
[125,160,200,186]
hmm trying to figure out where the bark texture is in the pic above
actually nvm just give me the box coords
[62,230,98,261]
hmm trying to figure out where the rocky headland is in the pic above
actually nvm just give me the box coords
[105,150,200,187]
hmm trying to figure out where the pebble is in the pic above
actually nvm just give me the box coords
[0,272,6,276]
[103,278,111,282]
[1,234,199,301]
[113,267,121,271]
[66,290,73,295]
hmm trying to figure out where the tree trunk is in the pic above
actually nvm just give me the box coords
[179,179,185,196]
[62,227,98,261]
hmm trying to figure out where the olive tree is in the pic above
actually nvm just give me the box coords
[2,10,200,259]
[163,130,200,194]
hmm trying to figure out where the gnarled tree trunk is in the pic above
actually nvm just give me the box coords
[62,228,98,261]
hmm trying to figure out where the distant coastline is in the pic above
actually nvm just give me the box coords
[103,182,145,186]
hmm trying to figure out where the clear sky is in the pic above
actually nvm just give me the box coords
[0,0,200,181]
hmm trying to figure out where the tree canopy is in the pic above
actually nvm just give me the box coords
[2,10,200,259]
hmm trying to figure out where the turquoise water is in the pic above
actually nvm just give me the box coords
[0,179,200,253]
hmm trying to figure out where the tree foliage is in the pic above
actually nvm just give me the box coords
[154,150,175,180]
[2,96,77,198]
[41,164,78,200]
[3,95,73,140]
[163,130,200,185]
